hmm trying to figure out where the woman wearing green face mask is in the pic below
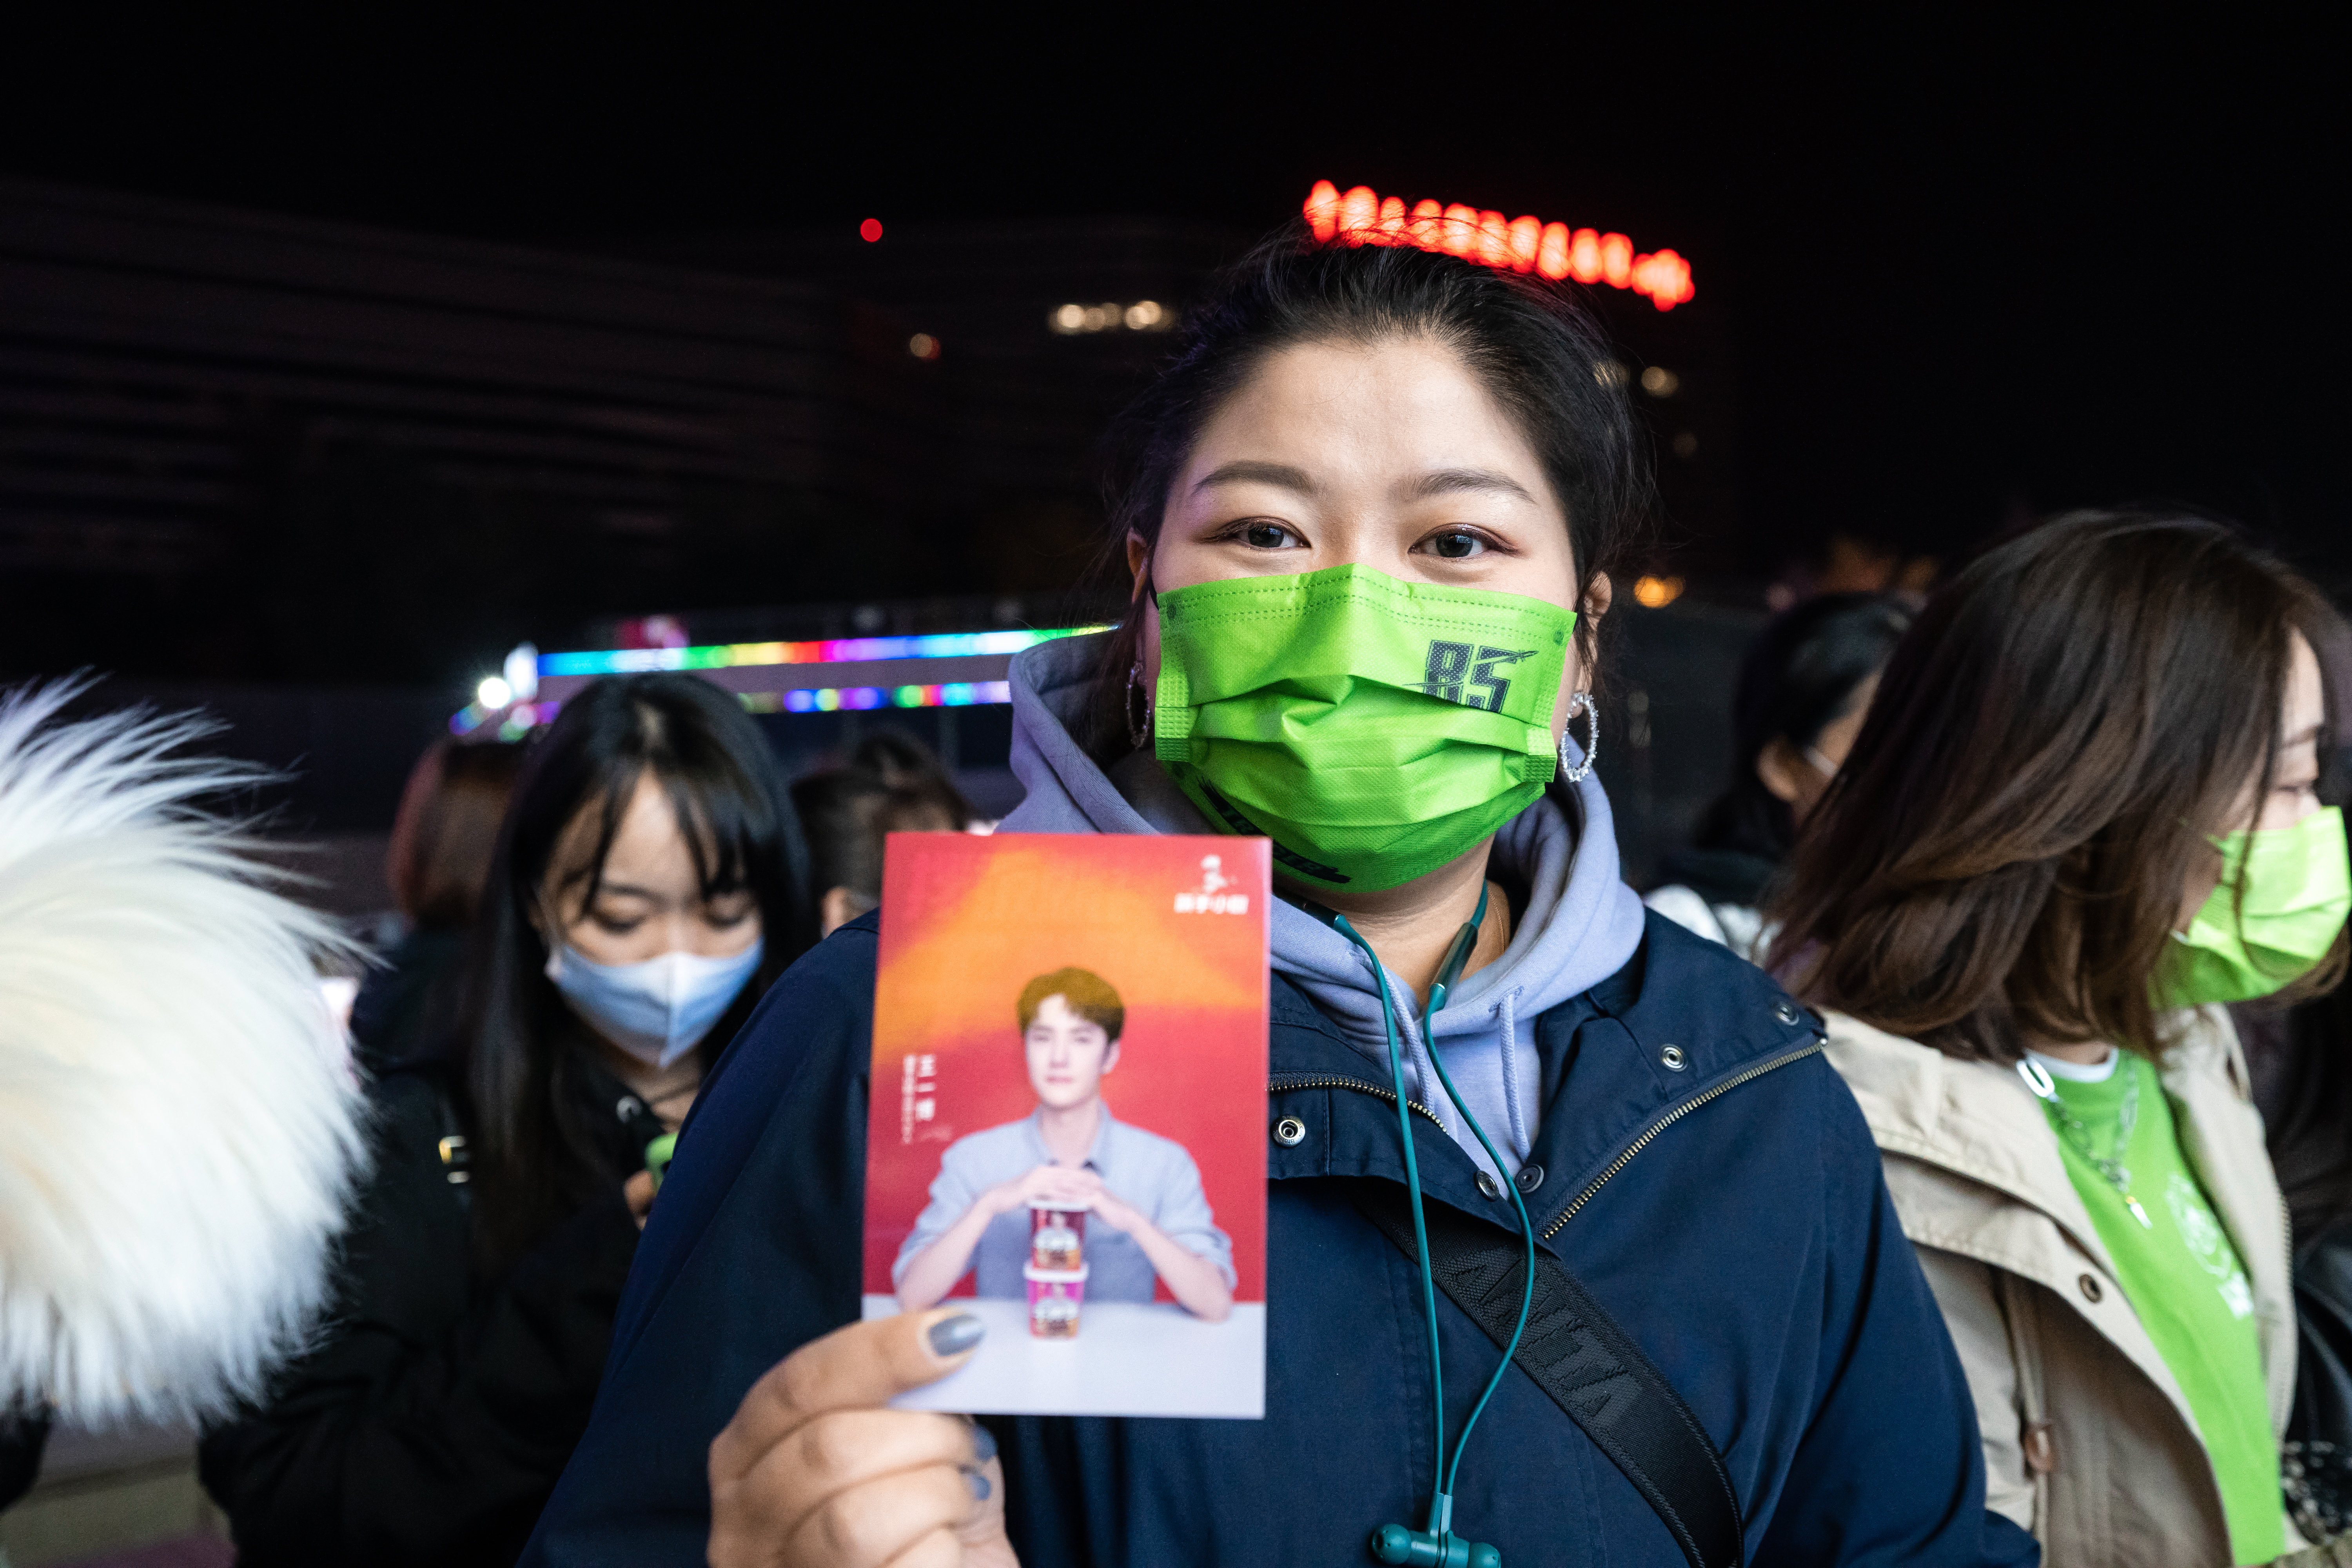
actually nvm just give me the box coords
[524,228,2038,1568]
[1778,510,2352,1568]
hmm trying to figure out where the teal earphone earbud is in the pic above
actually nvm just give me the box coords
[1330,884,1537,1568]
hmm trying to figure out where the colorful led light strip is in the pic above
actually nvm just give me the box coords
[537,626,1100,679]
[1303,180,1695,311]
[779,681,1012,714]
[450,677,1022,737]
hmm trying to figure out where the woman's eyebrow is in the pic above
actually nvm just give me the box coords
[1192,459,1318,496]
[1405,466,1537,505]
[2283,723,2325,749]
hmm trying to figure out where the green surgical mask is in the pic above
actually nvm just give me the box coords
[1152,563,1576,893]
[2161,806,2351,1005]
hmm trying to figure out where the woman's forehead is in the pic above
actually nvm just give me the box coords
[1183,336,1552,506]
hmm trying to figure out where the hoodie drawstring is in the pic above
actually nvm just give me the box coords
[1392,975,1453,1138]
[1494,986,1530,1162]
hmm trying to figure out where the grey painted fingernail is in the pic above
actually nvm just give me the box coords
[961,1465,992,1501]
[927,1313,985,1358]
[967,1421,998,1465]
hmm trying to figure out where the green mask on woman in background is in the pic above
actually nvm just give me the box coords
[2162,806,2352,1005]
[1153,563,1576,893]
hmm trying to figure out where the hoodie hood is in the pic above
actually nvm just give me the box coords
[1002,632,1648,1176]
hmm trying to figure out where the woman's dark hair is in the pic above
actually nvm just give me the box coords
[1771,510,2348,1063]
[791,731,972,912]
[459,673,811,1267]
[1688,593,1912,866]
[1082,221,1653,757]
[385,738,525,928]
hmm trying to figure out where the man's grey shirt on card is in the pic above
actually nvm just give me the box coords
[891,1104,1235,1305]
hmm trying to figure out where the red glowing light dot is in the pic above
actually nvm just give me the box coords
[1408,199,1445,251]
[1507,215,1542,273]
[1475,211,1511,267]
[1642,248,1695,309]
[1305,180,1341,242]
[1441,203,1479,256]
[859,218,883,243]
[1600,232,1633,288]
[1537,222,1571,280]
[1568,228,1603,284]
[1339,185,1379,244]
[1375,195,1407,246]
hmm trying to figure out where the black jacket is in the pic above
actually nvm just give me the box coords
[198,1056,646,1566]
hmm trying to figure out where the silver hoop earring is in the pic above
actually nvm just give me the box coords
[1127,658,1151,751]
[1559,691,1598,784]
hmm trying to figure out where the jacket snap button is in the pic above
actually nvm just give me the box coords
[1477,1172,1504,1200]
[1773,1002,1801,1026]
[1271,1116,1307,1147]
[1515,1163,1545,1193]
[1660,1044,1687,1071]
[2078,1273,2103,1303]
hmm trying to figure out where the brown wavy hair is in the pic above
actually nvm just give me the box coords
[1769,510,2347,1062]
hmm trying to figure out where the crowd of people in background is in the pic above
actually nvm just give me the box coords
[8,220,2352,1568]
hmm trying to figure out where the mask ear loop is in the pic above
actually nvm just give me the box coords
[1336,882,1535,1568]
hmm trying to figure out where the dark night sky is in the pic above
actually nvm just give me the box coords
[2,14,2343,585]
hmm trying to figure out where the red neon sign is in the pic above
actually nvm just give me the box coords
[1303,180,1695,311]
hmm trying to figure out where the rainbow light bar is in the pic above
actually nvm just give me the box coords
[539,627,1098,679]
[775,681,1012,714]
[451,678,1020,737]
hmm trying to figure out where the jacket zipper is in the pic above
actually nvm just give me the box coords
[1268,1072,1445,1127]
[1541,1041,1823,1239]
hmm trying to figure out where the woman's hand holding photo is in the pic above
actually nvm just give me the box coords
[709,1308,1015,1568]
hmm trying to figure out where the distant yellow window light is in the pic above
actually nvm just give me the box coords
[1633,575,1685,609]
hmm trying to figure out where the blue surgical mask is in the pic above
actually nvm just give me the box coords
[544,939,764,1068]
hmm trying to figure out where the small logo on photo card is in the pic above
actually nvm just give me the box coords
[1174,854,1250,915]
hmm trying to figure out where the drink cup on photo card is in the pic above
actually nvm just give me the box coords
[862,832,1269,1420]
[1029,1203,1085,1271]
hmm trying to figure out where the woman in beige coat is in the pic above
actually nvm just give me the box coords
[1773,512,2352,1568]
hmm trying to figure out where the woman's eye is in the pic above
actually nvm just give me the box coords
[1239,522,1301,550]
[1421,531,1487,560]
[704,904,756,928]
[590,912,644,935]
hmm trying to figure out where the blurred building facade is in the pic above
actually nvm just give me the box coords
[0,177,1749,875]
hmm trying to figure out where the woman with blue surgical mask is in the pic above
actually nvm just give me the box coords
[201,672,811,1568]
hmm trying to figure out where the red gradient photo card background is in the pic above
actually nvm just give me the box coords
[863,833,1269,1303]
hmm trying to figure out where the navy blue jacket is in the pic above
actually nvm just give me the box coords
[523,910,2037,1567]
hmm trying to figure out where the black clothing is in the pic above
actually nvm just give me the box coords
[2288,1217,2352,1541]
[1651,843,1779,909]
[349,927,470,1074]
[0,1408,47,1512]
[198,1055,646,1567]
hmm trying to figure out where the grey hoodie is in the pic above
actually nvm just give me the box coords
[998,633,1648,1179]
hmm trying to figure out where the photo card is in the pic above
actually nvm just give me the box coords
[862,831,1269,1419]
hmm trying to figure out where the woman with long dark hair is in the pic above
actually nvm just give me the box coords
[1776,513,2350,1566]
[200,672,811,1566]
[524,228,2034,1567]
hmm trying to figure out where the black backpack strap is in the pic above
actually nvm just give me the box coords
[1356,1185,1744,1568]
